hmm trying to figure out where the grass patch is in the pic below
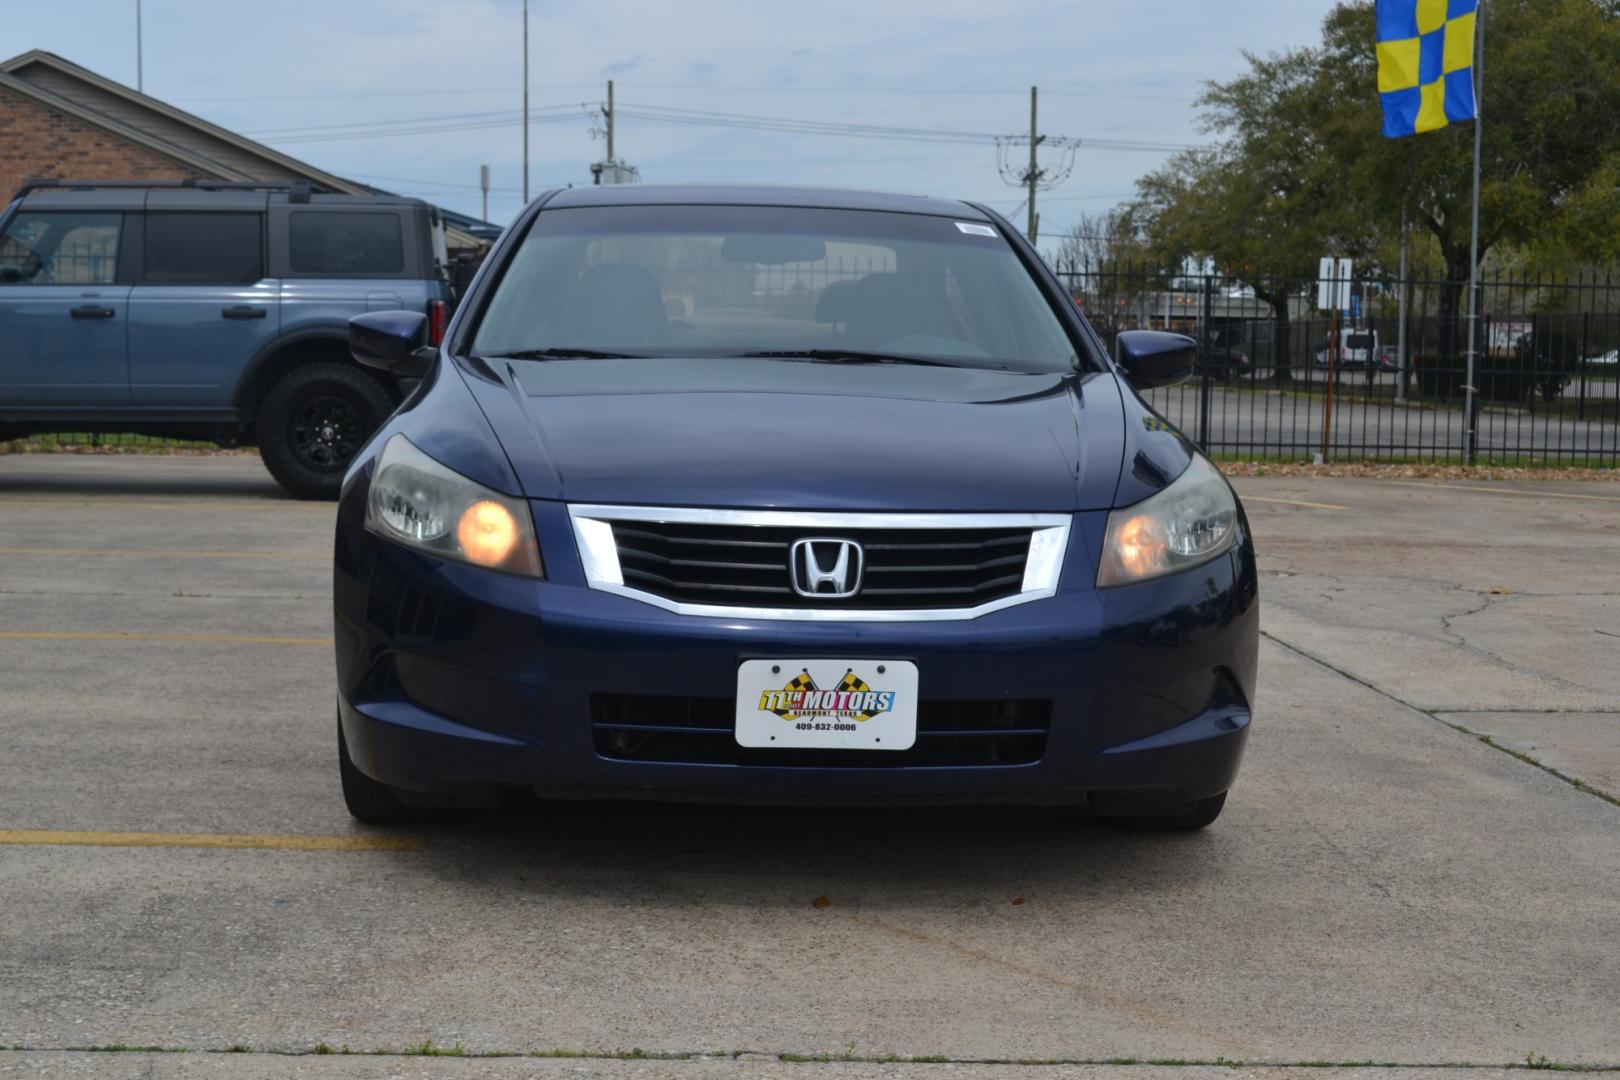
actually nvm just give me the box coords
[1213,452,1620,470]
[3,433,218,454]
[398,1039,466,1057]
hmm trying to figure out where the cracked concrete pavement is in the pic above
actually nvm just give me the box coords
[1248,474,1620,792]
[0,455,1617,1078]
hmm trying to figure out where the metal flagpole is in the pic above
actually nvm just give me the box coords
[1463,1,1486,462]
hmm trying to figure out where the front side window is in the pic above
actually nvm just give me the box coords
[144,212,263,285]
[289,211,404,275]
[0,212,122,285]
[471,205,1079,373]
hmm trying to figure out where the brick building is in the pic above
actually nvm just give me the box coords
[0,49,496,253]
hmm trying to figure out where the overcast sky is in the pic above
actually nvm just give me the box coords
[8,0,1337,240]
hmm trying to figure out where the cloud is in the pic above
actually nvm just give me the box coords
[601,53,648,78]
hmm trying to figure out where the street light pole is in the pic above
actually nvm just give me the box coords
[135,0,143,93]
[521,0,529,204]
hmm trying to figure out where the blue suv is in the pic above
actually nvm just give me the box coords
[0,180,454,498]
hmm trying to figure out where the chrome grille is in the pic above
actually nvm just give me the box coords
[569,506,1072,621]
[610,521,1032,610]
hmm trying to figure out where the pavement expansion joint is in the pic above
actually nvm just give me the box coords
[1260,631,1620,810]
[3,1047,1619,1070]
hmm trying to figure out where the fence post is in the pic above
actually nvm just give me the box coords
[1197,274,1213,450]
[1578,282,1589,423]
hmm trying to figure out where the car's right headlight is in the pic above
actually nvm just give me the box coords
[1096,455,1237,588]
[365,434,543,577]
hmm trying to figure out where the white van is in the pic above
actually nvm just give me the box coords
[1315,328,1379,369]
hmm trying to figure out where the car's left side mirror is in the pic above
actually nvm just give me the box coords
[1115,330,1197,389]
[350,311,436,378]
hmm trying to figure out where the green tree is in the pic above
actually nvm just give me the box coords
[1128,0,1620,376]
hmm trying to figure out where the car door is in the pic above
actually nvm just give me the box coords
[127,207,280,405]
[0,210,132,404]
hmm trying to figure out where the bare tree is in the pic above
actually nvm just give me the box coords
[1049,209,1151,337]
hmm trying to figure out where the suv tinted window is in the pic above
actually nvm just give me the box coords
[144,212,263,284]
[0,212,123,285]
[289,212,403,274]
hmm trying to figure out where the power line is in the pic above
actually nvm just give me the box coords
[168,82,1194,106]
[340,170,525,194]
[241,106,585,137]
[238,98,1201,153]
[170,84,600,104]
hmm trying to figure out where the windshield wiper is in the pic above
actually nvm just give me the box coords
[481,347,644,360]
[738,349,996,369]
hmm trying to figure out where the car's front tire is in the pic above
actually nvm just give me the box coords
[1094,791,1227,831]
[256,363,394,500]
[338,716,423,824]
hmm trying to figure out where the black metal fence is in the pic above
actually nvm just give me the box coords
[7,263,1618,466]
[1058,265,1620,465]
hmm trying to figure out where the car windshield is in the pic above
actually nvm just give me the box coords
[471,204,1080,373]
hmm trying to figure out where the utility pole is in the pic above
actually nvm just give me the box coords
[480,164,490,222]
[606,79,615,165]
[135,0,143,93]
[1026,86,1044,245]
[521,0,529,203]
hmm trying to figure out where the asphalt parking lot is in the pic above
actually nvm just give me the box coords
[1,453,1617,1079]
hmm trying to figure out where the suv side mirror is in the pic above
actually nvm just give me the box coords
[351,310,435,377]
[1115,330,1197,389]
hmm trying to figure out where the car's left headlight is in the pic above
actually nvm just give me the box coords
[1097,455,1237,588]
[365,434,543,577]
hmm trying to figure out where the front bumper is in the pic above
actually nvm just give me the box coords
[334,492,1259,807]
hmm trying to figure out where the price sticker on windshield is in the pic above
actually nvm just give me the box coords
[955,222,998,237]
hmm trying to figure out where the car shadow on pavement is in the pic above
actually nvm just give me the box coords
[0,462,291,500]
[401,798,1222,913]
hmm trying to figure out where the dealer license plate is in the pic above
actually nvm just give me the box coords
[734,659,918,750]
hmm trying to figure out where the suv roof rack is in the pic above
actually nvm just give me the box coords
[12,178,331,201]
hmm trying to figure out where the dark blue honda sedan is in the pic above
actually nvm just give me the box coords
[335,185,1257,829]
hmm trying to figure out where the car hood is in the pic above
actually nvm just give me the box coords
[459,356,1126,511]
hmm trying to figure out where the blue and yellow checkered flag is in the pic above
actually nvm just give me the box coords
[1376,0,1478,137]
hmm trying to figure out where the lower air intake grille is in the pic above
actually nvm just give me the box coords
[592,694,1051,768]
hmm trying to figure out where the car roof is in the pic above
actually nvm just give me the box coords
[541,184,994,220]
[13,188,427,213]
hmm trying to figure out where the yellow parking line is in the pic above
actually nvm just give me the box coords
[1384,480,1620,504]
[0,829,422,852]
[1241,495,1350,511]
[0,630,330,645]
[0,546,325,561]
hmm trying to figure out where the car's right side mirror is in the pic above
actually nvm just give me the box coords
[1115,330,1197,389]
[350,310,434,377]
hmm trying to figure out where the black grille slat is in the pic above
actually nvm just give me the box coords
[592,694,1052,768]
[607,521,1035,610]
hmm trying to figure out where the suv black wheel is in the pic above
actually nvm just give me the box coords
[256,363,394,499]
